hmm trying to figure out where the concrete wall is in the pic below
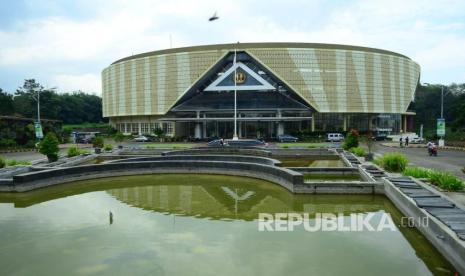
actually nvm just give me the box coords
[163,147,272,157]
[11,160,302,193]
[383,179,465,274]
[106,155,281,166]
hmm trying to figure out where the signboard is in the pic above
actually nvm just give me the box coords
[34,121,44,139]
[436,118,445,137]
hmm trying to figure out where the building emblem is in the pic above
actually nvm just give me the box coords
[235,71,246,84]
[204,61,275,91]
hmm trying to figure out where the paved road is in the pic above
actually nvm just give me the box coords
[1,144,93,162]
[373,144,465,180]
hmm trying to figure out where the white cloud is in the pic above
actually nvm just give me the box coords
[0,0,464,94]
[52,73,101,93]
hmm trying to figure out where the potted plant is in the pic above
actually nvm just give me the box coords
[92,136,104,154]
[39,132,60,162]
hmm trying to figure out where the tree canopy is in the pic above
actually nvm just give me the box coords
[412,83,465,138]
[1,79,104,124]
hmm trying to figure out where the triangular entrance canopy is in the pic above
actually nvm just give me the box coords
[204,62,275,91]
[169,51,314,112]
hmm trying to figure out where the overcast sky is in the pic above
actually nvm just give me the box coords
[1,0,464,95]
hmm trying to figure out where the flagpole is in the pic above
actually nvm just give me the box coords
[233,47,238,140]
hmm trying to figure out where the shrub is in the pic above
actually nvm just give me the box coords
[92,136,104,148]
[0,139,17,148]
[114,132,125,143]
[349,147,365,157]
[428,171,464,191]
[47,153,59,162]
[375,152,408,172]
[403,166,464,191]
[104,144,113,151]
[343,129,359,150]
[39,132,60,162]
[282,145,289,149]
[67,146,82,157]
[404,167,431,178]
[0,156,5,168]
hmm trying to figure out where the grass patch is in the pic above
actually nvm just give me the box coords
[63,123,110,129]
[145,143,195,149]
[103,144,113,151]
[349,147,366,157]
[404,167,431,178]
[404,166,464,191]
[277,143,327,149]
[67,146,91,157]
[4,159,32,166]
[427,171,464,191]
[374,152,408,172]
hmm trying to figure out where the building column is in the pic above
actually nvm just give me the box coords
[195,111,202,139]
[368,115,373,132]
[238,121,242,138]
[343,114,347,132]
[138,123,142,135]
[202,114,207,138]
[402,115,407,133]
[311,117,315,132]
[277,109,284,136]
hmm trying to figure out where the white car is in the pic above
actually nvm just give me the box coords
[133,136,149,142]
[409,137,425,144]
[326,133,344,142]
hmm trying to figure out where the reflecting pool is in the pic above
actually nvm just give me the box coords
[0,174,456,275]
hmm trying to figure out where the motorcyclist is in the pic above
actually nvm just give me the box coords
[426,141,437,156]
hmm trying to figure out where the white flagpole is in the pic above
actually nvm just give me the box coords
[233,47,238,140]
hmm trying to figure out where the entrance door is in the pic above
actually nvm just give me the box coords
[218,122,233,139]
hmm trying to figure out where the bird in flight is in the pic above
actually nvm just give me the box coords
[209,12,219,21]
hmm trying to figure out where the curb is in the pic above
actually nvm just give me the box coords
[0,149,38,154]
[381,143,465,151]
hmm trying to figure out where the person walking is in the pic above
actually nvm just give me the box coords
[399,137,403,148]
[405,136,409,147]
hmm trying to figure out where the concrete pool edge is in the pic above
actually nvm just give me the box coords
[3,161,302,193]
[383,178,465,274]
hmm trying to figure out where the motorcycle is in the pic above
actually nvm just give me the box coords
[428,145,438,156]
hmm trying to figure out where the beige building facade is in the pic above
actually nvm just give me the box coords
[102,43,420,139]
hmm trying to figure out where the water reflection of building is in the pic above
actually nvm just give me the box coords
[107,184,386,221]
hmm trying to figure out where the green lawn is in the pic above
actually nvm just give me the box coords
[63,123,110,129]
[145,143,196,149]
[276,142,328,149]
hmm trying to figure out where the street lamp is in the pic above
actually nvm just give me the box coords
[31,87,43,141]
[424,83,448,147]
[30,85,56,141]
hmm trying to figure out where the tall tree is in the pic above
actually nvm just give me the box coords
[0,88,14,115]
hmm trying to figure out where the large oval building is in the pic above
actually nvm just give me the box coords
[102,42,420,139]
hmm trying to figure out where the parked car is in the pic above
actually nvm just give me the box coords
[372,133,388,141]
[133,135,149,142]
[326,133,344,142]
[410,137,425,144]
[207,139,267,147]
[278,134,298,143]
